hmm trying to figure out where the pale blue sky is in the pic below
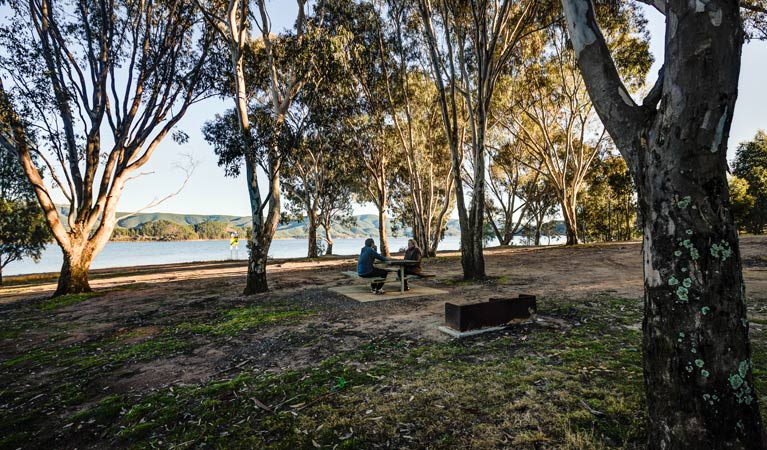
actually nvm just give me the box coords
[21,3,767,217]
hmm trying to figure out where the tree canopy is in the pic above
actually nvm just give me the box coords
[0,146,51,286]
[732,130,767,234]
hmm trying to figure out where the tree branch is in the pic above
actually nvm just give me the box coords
[560,0,645,176]
[116,153,200,223]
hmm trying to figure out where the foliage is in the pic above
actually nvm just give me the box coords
[498,11,650,245]
[278,5,362,257]
[729,175,756,233]
[520,173,560,246]
[135,220,197,241]
[194,221,233,240]
[578,155,638,242]
[731,130,767,234]
[485,140,534,246]
[202,107,281,179]
[742,1,767,40]
[0,147,51,285]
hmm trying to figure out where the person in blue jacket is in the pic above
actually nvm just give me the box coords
[357,238,389,294]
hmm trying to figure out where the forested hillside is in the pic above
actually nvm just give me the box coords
[55,206,461,241]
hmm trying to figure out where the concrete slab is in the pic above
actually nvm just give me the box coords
[437,325,508,338]
[329,284,449,303]
[437,318,537,338]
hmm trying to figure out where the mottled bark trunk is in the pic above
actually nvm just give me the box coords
[639,142,765,448]
[55,245,95,296]
[323,226,333,255]
[244,149,275,295]
[378,209,389,257]
[461,109,487,281]
[245,237,269,294]
[244,125,282,295]
[307,212,318,258]
[561,0,766,446]
[561,194,579,245]
[638,5,763,444]
[461,206,486,280]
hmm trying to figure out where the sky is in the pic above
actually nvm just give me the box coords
[14,2,767,218]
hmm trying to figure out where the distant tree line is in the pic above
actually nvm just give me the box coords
[729,130,767,234]
[112,221,247,242]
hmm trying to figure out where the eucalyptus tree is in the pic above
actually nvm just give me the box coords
[485,140,530,246]
[0,147,52,286]
[502,17,649,245]
[519,171,559,246]
[385,74,456,257]
[731,130,767,234]
[280,75,360,258]
[371,0,454,256]
[346,115,396,256]
[325,0,398,256]
[281,132,358,258]
[416,0,546,280]
[196,0,319,293]
[316,181,357,256]
[728,175,755,233]
[562,0,766,446]
[577,154,637,242]
[0,0,213,296]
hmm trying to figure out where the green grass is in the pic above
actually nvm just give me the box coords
[8,291,767,449]
[37,292,101,311]
[44,297,648,449]
[178,304,311,336]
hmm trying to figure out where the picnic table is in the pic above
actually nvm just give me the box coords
[380,259,419,294]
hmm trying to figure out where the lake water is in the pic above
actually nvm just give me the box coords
[4,235,563,276]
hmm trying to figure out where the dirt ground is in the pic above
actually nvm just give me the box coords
[1,236,766,448]
[3,237,767,379]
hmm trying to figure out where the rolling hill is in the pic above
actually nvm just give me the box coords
[55,206,461,239]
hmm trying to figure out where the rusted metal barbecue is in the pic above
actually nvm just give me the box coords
[444,294,537,332]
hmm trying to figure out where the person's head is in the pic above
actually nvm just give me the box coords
[407,239,417,248]
[365,238,375,247]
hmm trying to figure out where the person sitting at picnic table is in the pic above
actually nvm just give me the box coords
[357,238,389,294]
[401,238,423,291]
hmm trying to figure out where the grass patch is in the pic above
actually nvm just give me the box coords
[6,288,766,449]
[38,292,101,311]
[53,299,648,449]
[179,304,311,336]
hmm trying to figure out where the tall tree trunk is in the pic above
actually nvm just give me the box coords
[55,246,94,296]
[639,138,764,448]
[561,193,579,245]
[245,237,269,294]
[378,209,389,257]
[323,226,334,255]
[463,131,486,279]
[307,212,318,258]
[561,0,766,447]
[244,147,281,295]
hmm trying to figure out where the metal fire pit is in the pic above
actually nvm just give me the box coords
[444,294,537,332]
